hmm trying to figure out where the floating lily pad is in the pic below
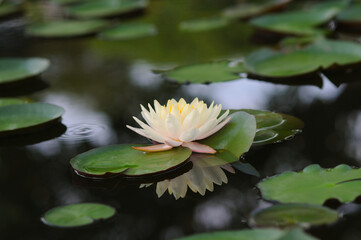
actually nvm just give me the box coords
[235,109,304,145]
[258,164,361,205]
[250,2,345,36]
[0,2,21,18]
[337,5,361,23]
[244,39,361,78]
[161,61,245,84]
[70,144,192,177]
[0,103,65,136]
[222,0,291,20]
[51,0,92,5]
[250,203,338,228]
[174,228,318,240]
[42,203,115,227]
[200,111,257,158]
[99,23,156,40]
[0,98,29,107]
[67,0,147,19]
[26,20,109,38]
[0,58,50,85]
[179,17,229,32]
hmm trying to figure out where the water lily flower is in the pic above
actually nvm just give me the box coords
[127,98,231,154]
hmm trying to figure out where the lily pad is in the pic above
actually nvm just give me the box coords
[0,103,65,136]
[0,58,50,85]
[42,203,115,227]
[99,23,156,40]
[244,39,361,78]
[0,98,29,107]
[161,61,245,84]
[51,0,92,5]
[70,144,192,177]
[221,0,291,20]
[26,20,109,38]
[174,228,318,240]
[337,5,361,23]
[200,111,257,158]
[0,2,21,18]
[258,164,361,205]
[250,2,345,36]
[236,109,304,145]
[250,203,338,228]
[67,0,147,19]
[179,17,229,32]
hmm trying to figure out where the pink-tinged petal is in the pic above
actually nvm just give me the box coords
[164,139,182,147]
[132,144,173,152]
[196,116,232,140]
[182,142,216,154]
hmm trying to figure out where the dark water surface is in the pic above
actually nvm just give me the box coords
[2,0,361,239]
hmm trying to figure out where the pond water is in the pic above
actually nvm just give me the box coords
[2,0,361,239]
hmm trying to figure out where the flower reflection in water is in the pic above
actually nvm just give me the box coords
[140,153,235,199]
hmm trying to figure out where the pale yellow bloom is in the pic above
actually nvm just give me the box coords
[127,98,231,153]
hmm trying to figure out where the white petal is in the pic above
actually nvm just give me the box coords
[179,128,199,142]
[197,118,217,138]
[127,125,164,143]
[156,180,169,197]
[182,109,200,131]
[196,116,231,140]
[164,139,182,147]
[165,113,182,139]
[216,109,229,124]
[182,142,216,154]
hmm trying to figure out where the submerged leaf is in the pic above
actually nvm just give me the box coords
[258,164,361,205]
[42,203,115,227]
[174,228,318,240]
[250,203,338,228]
[161,61,245,84]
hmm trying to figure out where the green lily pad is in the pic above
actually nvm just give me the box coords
[0,2,21,18]
[51,0,93,5]
[0,103,65,136]
[70,144,192,177]
[42,203,115,227]
[337,5,361,23]
[234,109,304,145]
[67,0,147,19]
[0,98,29,107]
[174,228,318,240]
[200,111,257,158]
[161,61,245,84]
[221,0,291,20]
[0,58,50,85]
[26,20,109,38]
[179,17,229,32]
[99,23,156,40]
[244,39,361,78]
[250,203,338,228]
[250,2,346,36]
[258,164,361,205]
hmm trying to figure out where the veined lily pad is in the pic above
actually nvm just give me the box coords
[179,17,229,32]
[258,164,361,205]
[0,2,21,18]
[221,0,291,20]
[250,203,338,228]
[0,98,29,107]
[235,109,304,145]
[0,103,65,136]
[70,144,192,177]
[0,58,49,85]
[244,39,361,78]
[174,228,318,240]
[42,203,115,227]
[200,111,257,158]
[250,2,346,36]
[161,61,245,84]
[99,23,156,40]
[26,20,109,38]
[67,0,147,19]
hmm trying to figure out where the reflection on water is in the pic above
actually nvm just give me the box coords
[140,154,235,199]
